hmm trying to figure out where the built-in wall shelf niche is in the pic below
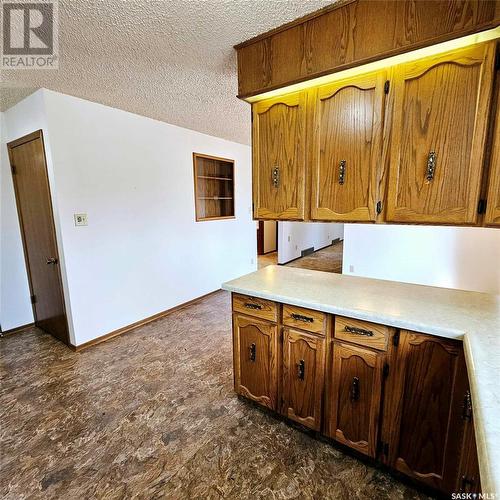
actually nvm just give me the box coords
[193,153,235,221]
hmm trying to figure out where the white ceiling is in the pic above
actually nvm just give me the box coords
[0,0,335,145]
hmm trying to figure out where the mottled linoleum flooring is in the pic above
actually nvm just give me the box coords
[258,242,343,273]
[0,291,430,499]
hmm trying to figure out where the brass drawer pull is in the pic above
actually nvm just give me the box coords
[350,376,360,402]
[244,303,262,310]
[291,313,314,323]
[344,325,374,337]
[297,359,305,380]
[338,159,346,185]
[425,151,437,181]
[249,343,256,362]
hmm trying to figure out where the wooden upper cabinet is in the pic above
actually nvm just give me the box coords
[235,1,499,98]
[282,328,325,430]
[386,42,496,224]
[485,83,500,226]
[252,92,307,220]
[327,342,384,457]
[311,72,386,221]
[232,313,279,410]
[386,331,469,494]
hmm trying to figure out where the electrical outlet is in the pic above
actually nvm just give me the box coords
[74,213,88,226]
[251,258,254,265]
[295,245,298,250]
[288,235,291,242]
[349,265,354,273]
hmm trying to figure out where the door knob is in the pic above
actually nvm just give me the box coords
[46,257,58,265]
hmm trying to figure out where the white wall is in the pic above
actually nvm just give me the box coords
[278,222,344,264]
[0,94,68,333]
[2,89,255,344]
[263,220,277,253]
[343,224,500,294]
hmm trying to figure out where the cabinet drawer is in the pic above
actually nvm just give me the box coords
[334,316,390,351]
[283,304,326,334]
[232,293,278,322]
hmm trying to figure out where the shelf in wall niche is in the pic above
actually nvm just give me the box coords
[193,153,235,221]
[197,175,233,181]
[197,196,233,200]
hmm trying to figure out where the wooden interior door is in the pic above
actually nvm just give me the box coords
[282,328,325,430]
[386,331,469,493]
[233,314,278,410]
[252,91,306,220]
[327,342,384,457]
[485,79,500,226]
[7,131,69,344]
[386,42,496,224]
[311,72,386,221]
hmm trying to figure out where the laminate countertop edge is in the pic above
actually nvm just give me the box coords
[222,265,500,495]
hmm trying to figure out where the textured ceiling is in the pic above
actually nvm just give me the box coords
[0,0,335,144]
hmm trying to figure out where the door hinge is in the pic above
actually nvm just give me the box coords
[384,80,390,94]
[393,329,400,347]
[376,201,382,215]
[478,199,487,214]
[11,164,17,175]
[30,294,36,304]
[383,362,389,378]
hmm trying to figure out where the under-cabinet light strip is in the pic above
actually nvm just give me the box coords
[245,26,500,103]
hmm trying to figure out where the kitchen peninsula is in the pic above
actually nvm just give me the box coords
[222,266,500,496]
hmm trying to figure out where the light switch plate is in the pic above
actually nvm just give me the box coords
[74,213,88,226]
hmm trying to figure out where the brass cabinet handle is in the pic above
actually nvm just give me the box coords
[338,159,346,185]
[291,313,314,323]
[249,343,256,362]
[344,325,374,337]
[425,151,437,181]
[244,303,262,310]
[350,376,360,402]
[272,166,280,188]
[297,359,305,380]
[46,257,58,265]
[462,389,472,421]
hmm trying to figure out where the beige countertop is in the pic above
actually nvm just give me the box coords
[222,265,500,495]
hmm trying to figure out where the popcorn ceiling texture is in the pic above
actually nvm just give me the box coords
[0,0,335,144]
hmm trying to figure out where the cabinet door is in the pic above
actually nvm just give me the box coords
[456,388,482,495]
[252,92,307,220]
[311,72,386,221]
[282,328,325,430]
[386,331,469,493]
[386,42,496,224]
[327,342,384,457]
[485,85,500,226]
[233,314,278,410]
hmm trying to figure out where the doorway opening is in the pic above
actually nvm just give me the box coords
[257,221,278,268]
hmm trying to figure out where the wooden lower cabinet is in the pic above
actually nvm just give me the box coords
[384,330,469,494]
[231,295,481,496]
[232,313,279,410]
[456,388,482,494]
[327,342,384,458]
[282,328,325,430]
